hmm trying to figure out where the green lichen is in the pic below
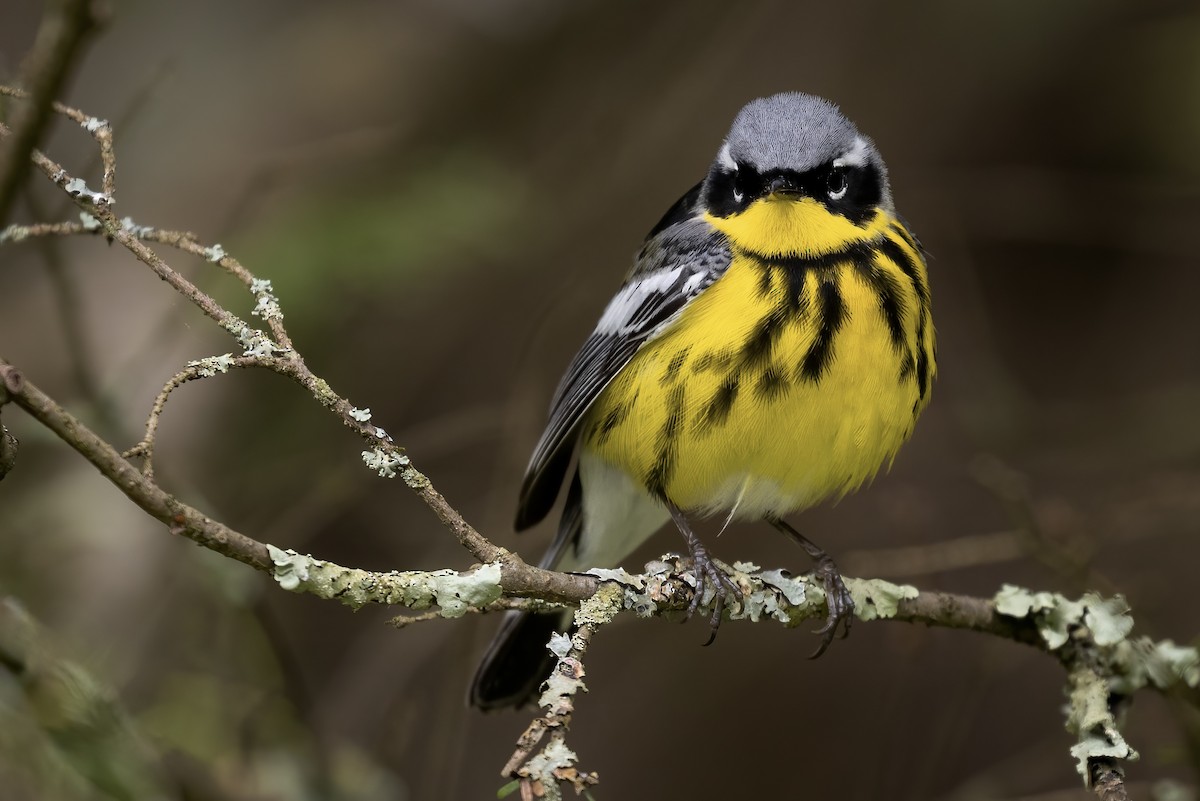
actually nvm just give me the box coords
[266,546,501,615]
[435,563,504,617]
[310,378,338,408]
[993,584,1198,784]
[741,568,810,624]
[361,448,407,478]
[1081,593,1135,646]
[846,577,919,621]
[573,583,623,628]
[1065,667,1138,778]
[398,465,430,490]
[995,584,1084,649]
[994,585,1136,651]
[1110,637,1200,695]
[186,354,235,378]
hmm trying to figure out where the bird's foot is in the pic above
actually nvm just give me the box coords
[667,502,742,645]
[685,543,742,646]
[808,554,854,659]
[768,517,855,658]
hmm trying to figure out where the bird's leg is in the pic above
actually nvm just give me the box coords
[667,502,742,645]
[768,518,854,658]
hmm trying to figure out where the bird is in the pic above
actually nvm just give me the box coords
[470,92,934,710]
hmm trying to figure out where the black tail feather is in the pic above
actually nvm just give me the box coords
[469,609,568,710]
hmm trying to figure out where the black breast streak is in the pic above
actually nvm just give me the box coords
[756,259,774,297]
[692,258,812,434]
[754,364,788,400]
[798,274,847,383]
[741,300,790,367]
[645,383,686,497]
[695,375,740,434]
[661,346,691,385]
[878,232,929,308]
[915,346,930,402]
[899,349,915,381]
[850,251,907,351]
[590,388,639,446]
[692,349,736,374]
[879,227,933,404]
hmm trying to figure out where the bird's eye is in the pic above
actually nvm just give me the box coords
[731,165,749,204]
[827,167,849,201]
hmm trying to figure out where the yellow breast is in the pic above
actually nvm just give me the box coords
[581,215,933,518]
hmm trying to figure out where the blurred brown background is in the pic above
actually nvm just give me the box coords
[2,1,1198,799]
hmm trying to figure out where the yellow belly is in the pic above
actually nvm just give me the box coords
[581,232,933,518]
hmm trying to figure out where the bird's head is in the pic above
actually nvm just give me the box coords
[702,93,895,259]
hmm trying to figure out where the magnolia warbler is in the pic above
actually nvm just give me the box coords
[471,92,934,709]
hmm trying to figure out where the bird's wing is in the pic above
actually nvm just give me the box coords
[515,183,731,530]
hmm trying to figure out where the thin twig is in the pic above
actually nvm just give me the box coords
[3,359,272,570]
[122,354,285,480]
[0,357,595,602]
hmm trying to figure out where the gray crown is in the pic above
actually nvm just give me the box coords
[718,92,893,208]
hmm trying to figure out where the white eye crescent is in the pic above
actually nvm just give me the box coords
[733,189,744,203]
[827,168,849,201]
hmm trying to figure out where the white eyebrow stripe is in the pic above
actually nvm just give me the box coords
[717,142,737,171]
[833,136,869,168]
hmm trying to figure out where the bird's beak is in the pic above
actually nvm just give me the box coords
[767,175,799,196]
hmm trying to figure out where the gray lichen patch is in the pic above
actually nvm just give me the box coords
[1066,667,1138,778]
[266,545,501,616]
[994,585,1135,651]
[994,583,1198,783]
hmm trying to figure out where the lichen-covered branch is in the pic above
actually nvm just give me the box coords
[500,583,621,800]
[0,356,595,604]
[267,546,504,617]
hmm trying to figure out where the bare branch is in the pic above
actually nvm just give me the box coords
[3,359,272,569]
[1089,761,1130,801]
[0,0,101,223]
[0,365,20,481]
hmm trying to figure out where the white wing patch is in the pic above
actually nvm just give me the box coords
[682,270,708,294]
[595,266,684,335]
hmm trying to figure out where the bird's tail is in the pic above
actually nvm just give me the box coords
[469,471,583,710]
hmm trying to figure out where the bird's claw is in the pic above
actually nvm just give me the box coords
[808,555,854,659]
[685,546,742,646]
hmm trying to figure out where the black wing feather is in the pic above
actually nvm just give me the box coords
[515,191,729,530]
